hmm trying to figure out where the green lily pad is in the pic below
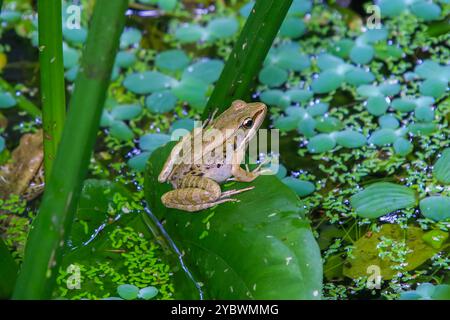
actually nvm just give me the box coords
[306,103,328,117]
[379,0,407,17]
[128,152,152,172]
[63,45,80,69]
[410,1,442,21]
[274,115,299,132]
[391,98,417,113]
[433,148,450,184]
[138,286,158,300]
[307,134,336,153]
[311,70,344,94]
[379,114,399,129]
[123,71,176,95]
[109,121,134,141]
[420,78,447,99]
[408,122,438,136]
[120,28,142,49]
[139,133,171,153]
[0,136,5,153]
[171,78,208,110]
[330,39,354,58]
[155,50,190,72]
[117,284,139,300]
[366,96,389,116]
[414,105,434,122]
[0,92,17,109]
[345,68,375,86]
[350,44,374,64]
[335,130,367,148]
[115,51,136,68]
[420,196,450,221]
[343,224,439,280]
[280,17,306,38]
[368,128,397,146]
[182,59,224,84]
[422,230,448,250]
[315,116,343,133]
[350,182,417,218]
[111,104,142,120]
[63,27,88,45]
[145,91,178,113]
[175,24,205,43]
[144,142,323,299]
[298,117,317,137]
[258,65,288,87]
[281,177,315,197]
[260,90,290,108]
[206,17,239,40]
[393,137,413,156]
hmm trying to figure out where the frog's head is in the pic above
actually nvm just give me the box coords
[212,100,267,148]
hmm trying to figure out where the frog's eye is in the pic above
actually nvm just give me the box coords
[242,117,254,129]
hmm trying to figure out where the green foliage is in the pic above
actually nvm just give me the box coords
[145,142,323,299]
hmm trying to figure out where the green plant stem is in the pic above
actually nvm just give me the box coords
[0,237,18,299]
[202,0,293,118]
[12,0,129,300]
[38,0,66,181]
[0,78,42,118]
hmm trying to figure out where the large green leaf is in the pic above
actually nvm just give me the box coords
[144,142,323,299]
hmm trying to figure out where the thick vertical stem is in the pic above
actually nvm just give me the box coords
[0,238,18,299]
[12,0,129,299]
[38,0,66,180]
[203,0,293,118]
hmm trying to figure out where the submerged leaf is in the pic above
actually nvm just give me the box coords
[433,148,450,184]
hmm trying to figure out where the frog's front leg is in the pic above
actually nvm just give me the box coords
[161,176,237,212]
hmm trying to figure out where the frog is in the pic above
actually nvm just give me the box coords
[158,100,268,212]
[0,130,45,201]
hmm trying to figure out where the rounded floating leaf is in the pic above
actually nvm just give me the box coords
[145,90,178,113]
[65,66,78,82]
[274,163,287,180]
[281,177,315,197]
[0,136,4,152]
[117,284,139,300]
[258,65,288,87]
[306,103,329,117]
[410,1,442,21]
[391,97,416,113]
[311,70,344,94]
[414,105,434,122]
[170,118,196,133]
[415,60,445,80]
[420,78,446,99]
[335,130,366,148]
[158,0,177,11]
[0,10,21,23]
[316,53,345,70]
[286,89,313,103]
[123,71,176,95]
[115,51,136,68]
[356,85,381,98]
[111,104,142,120]
[359,28,388,44]
[288,0,312,15]
[120,28,142,48]
[128,152,151,172]
[298,117,317,138]
[330,39,354,58]
[171,78,208,110]
[408,122,438,136]
[379,83,401,96]
[345,68,375,86]
[155,49,190,72]
[0,92,17,109]
[366,96,389,116]
[350,44,374,64]
[307,134,336,153]
[138,286,159,300]
[109,121,134,141]
[260,90,289,108]
[368,128,397,146]
[174,24,204,43]
[139,133,171,152]
[379,114,399,129]
[350,182,417,218]
[274,115,299,132]
[393,137,413,156]
[286,106,307,120]
[62,27,88,44]
[276,48,310,72]
[422,230,449,250]
[182,59,224,84]
[206,17,239,40]
[433,148,450,184]
[279,17,306,38]
[63,45,80,69]
[379,0,407,17]
[420,196,450,221]
[315,116,343,133]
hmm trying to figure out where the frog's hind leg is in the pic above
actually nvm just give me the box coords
[161,176,237,212]
[219,186,255,199]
